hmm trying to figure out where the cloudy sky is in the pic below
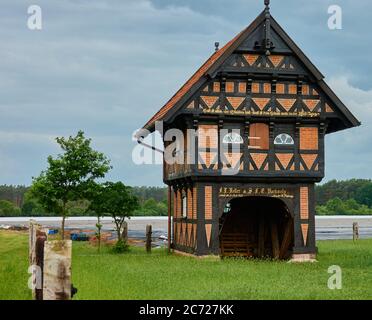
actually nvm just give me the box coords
[0,0,371,187]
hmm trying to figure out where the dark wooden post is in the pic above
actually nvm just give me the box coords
[35,230,47,300]
[167,186,172,253]
[146,224,152,253]
[29,220,47,300]
[353,222,359,241]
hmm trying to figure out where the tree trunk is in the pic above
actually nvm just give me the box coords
[97,216,101,253]
[61,202,67,241]
[61,215,66,241]
[122,221,128,243]
[116,222,122,242]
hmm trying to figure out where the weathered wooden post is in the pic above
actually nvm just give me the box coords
[146,224,152,253]
[29,220,36,265]
[43,240,72,300]
[353,222,359,241]
[34,229,47,300]
[29,220,47,300]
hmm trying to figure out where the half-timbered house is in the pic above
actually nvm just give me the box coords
[137,1,360,260]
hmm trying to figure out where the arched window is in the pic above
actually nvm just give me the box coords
[222,132,243,144]
[274,133,294,145]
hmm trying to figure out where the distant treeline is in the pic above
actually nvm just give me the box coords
[131,186,167,204]
[1,180,372,216]
[0,185,168,217]
[315,179,372,215]
[0,185,28,207]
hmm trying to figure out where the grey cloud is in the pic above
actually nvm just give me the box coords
[0,0,371,186]
[325,77,372,181]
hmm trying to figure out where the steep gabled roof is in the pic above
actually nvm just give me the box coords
[141,10,360,134]
[143,11,266,131]
[143,36,237,128]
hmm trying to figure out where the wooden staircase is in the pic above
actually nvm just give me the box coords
[220,233,255,257]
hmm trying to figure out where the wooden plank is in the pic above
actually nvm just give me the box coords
[43,240,72,300]
[220,232,255,257]
[258,218,265,257]
[279,219,293,259]
[270,221,280,259]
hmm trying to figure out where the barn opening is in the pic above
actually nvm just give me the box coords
[219,197,294,259]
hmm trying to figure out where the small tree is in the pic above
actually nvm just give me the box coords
[87,183,105,252]
[90,182,139,252]
[30,131,111,239]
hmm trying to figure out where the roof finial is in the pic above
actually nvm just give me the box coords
[264,0,272,55]
[214,42,220,52]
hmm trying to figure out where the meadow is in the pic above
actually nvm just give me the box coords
[0,230,371,300]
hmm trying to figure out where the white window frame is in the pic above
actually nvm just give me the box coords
[274,133,294,146]
[222,132,243,144]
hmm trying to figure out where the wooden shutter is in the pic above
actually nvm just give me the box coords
[249,123,269,150]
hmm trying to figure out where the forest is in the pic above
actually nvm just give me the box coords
[0,179,372,217]
[0,185,168,217]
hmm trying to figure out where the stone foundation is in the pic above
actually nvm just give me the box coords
[289,253,317,263]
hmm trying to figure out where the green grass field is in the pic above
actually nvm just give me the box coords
[0,230,371,300]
